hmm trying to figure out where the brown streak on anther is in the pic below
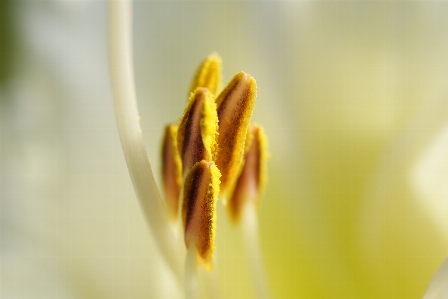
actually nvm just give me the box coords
[178,88,213,173]
[215,72,257,195]
[228,125,263,222]
[183,160,220,268]
[161,124,182,220]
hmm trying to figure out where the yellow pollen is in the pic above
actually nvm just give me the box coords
[189,52,222,96]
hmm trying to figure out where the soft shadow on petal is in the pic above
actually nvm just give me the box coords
[412,123,448,239]
[360,98,448,298]
[423,258,448,299]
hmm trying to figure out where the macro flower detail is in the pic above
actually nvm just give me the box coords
[177,87,219,174]
[189,52,222,96]
[228,124,268,223]
[182,160,221,268]
[109,3,271,295]
[159,53,269,280]
[215,72,257,197]
[3,2,448,299]
[161,124,183,220]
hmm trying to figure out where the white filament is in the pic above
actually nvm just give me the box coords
[108,0,182,280]
[185,246,198,299]
[241,204,272,299]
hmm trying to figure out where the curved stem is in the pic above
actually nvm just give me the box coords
[108,0,182,279]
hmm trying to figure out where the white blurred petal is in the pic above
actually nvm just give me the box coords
[413,124,448,240]
[423,258,448,299]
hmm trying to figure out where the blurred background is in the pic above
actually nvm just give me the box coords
[1,1,448,299]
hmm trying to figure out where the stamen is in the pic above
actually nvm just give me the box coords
[228,124,268,223]
[215,72,257,197]
[178,88,219,174]
[182,160,221,269]
[161,124,183,220]
[158,52,269,298]
[185,245,198,299]
[241,204,272,299]
[189,53,222,96]
[108,0,182,279]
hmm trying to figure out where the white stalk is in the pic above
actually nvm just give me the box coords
[185,246,198,299]
[202,261,222,299]
[108,0,182,279]
[241,204,272,299]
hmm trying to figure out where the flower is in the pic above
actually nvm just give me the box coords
[1,1,448,299]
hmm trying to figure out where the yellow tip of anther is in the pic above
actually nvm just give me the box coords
[177,88,219,174]
[189,53,222,96]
